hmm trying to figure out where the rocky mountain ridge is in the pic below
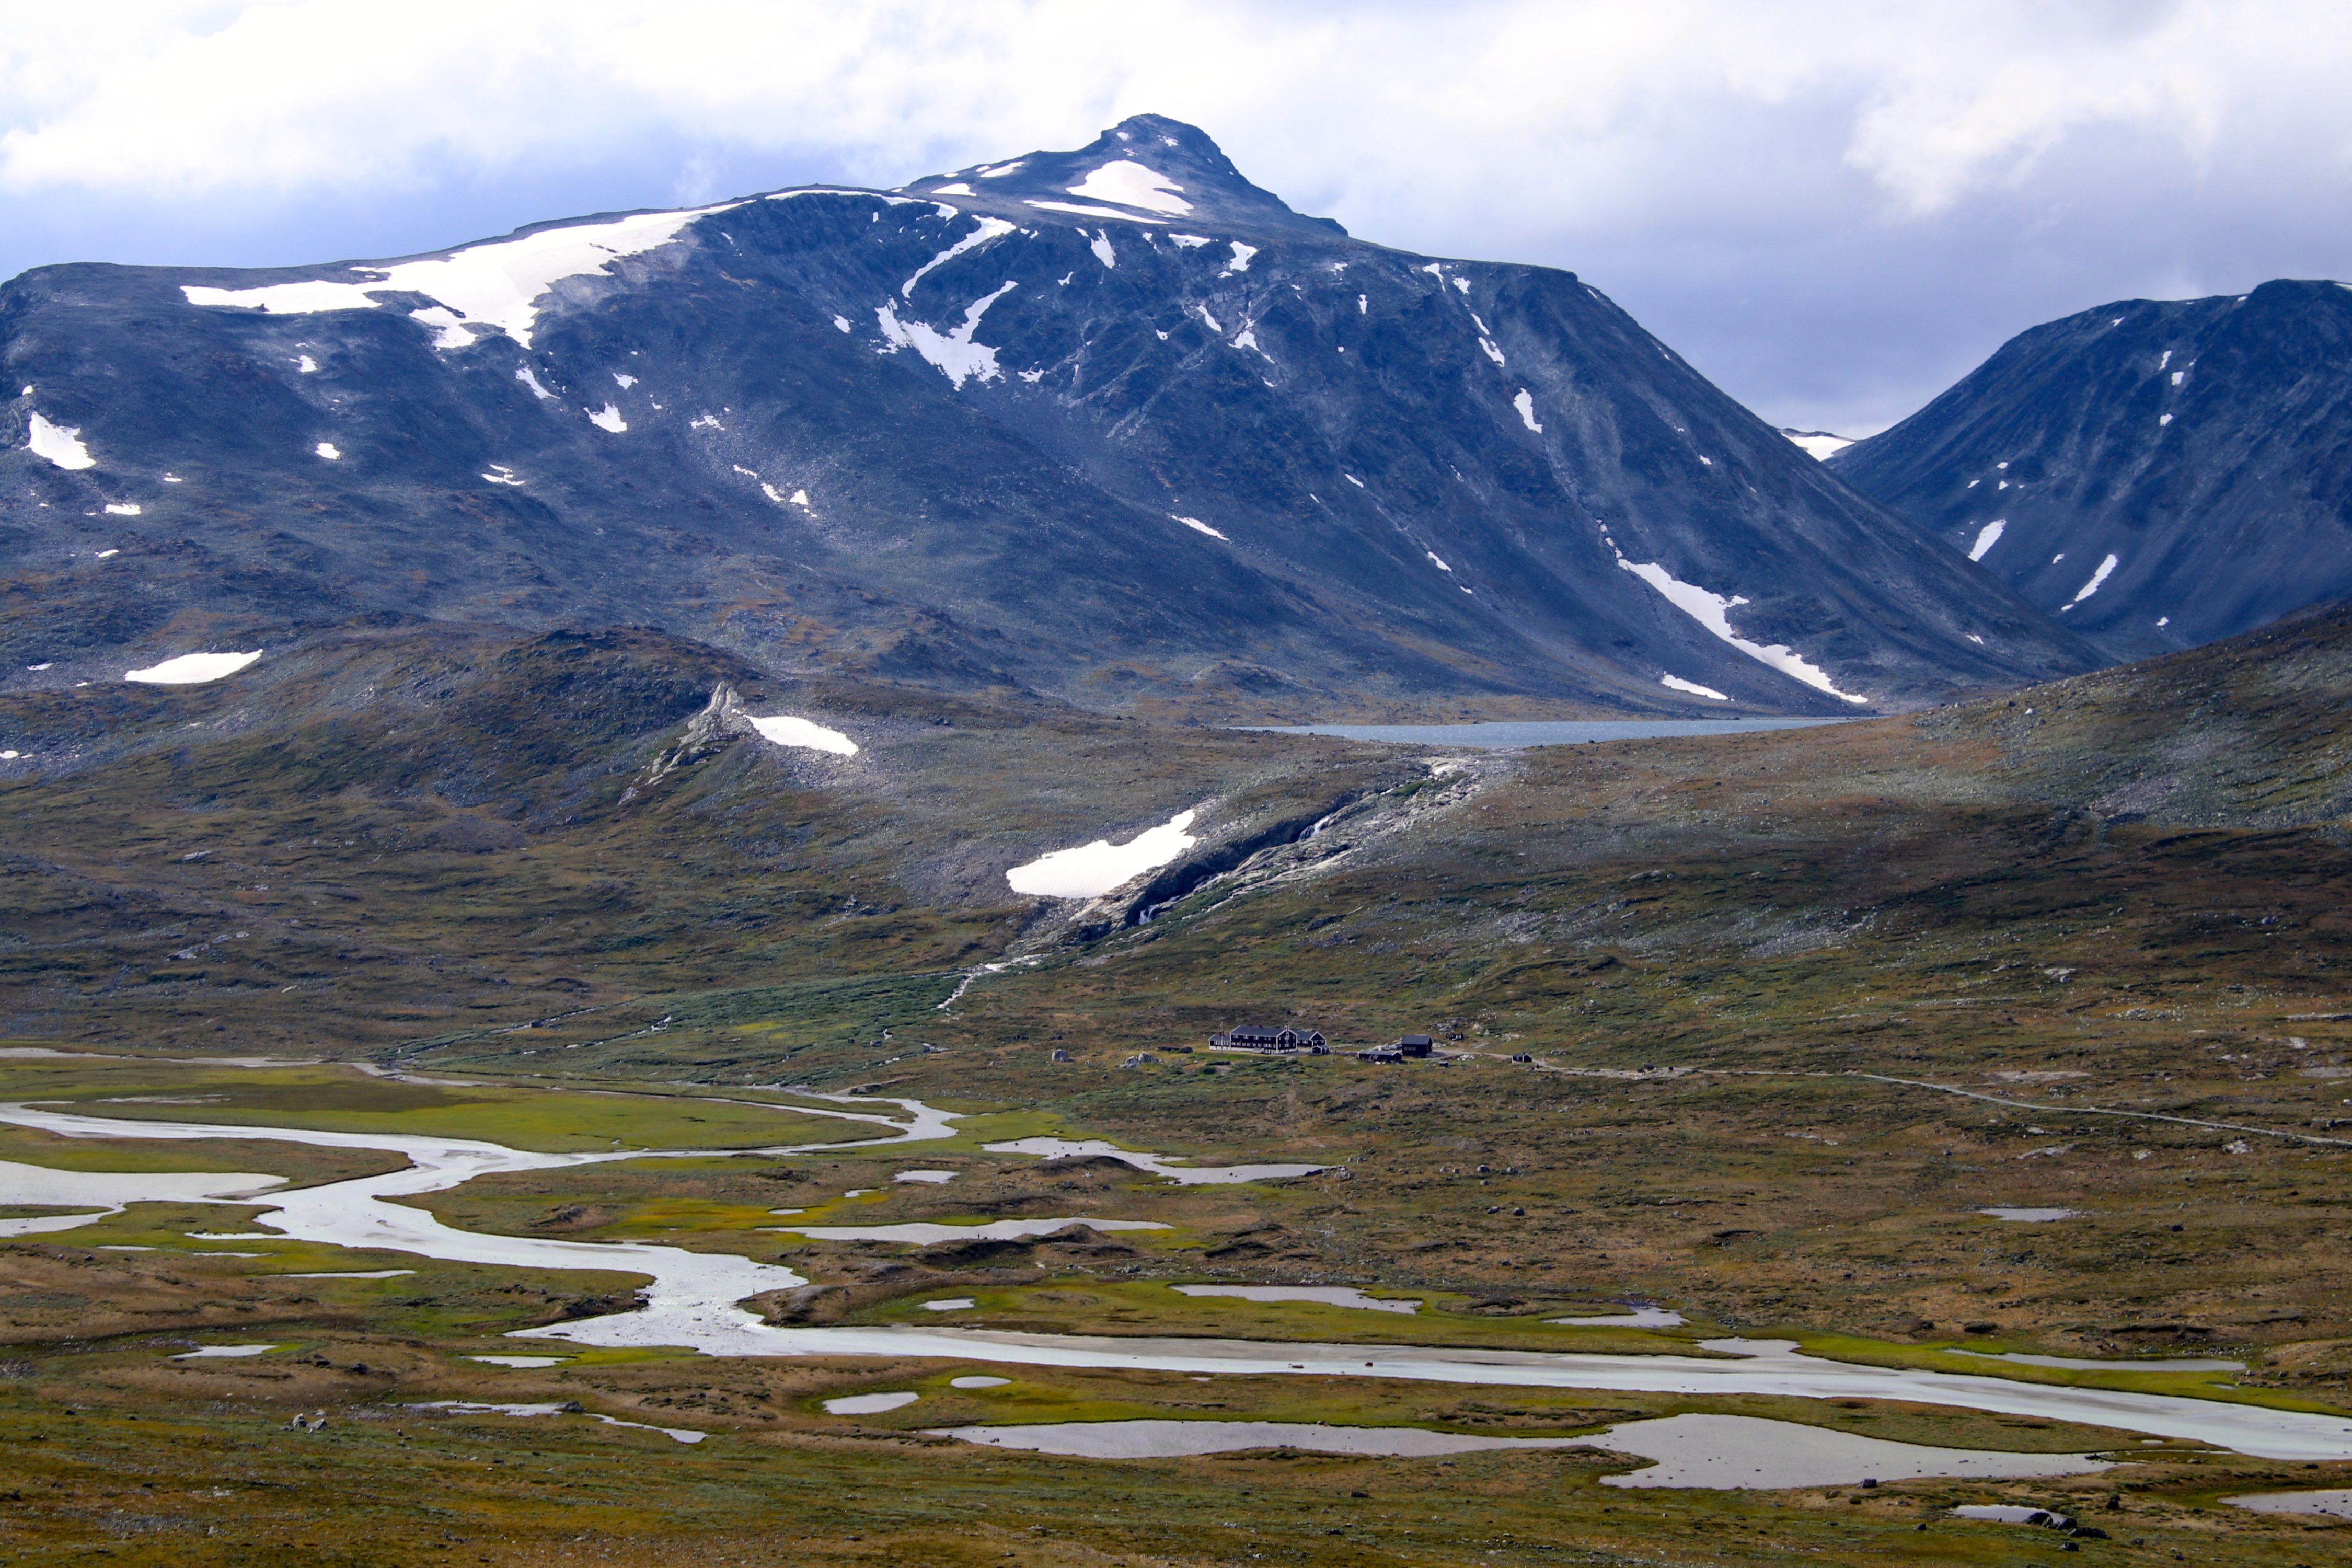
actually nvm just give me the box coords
[1832,277,2352,660]
[3,115,2097,720]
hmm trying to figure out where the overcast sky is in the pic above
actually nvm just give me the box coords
[3,0,2346,433]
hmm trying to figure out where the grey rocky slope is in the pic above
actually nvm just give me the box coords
[1831,278,2352,661]
[3,115,2095,720]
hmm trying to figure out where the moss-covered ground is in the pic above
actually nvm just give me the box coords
[0,1056,875,1153]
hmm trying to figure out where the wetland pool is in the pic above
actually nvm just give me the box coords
[1171,1284,1420,1313]
[927,1411,2112,1489]
[2225,1488,2352,1518]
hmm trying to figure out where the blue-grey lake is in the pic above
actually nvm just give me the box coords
[1246,719,1850,749]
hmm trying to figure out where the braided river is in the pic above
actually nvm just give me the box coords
[6,1093,2351,1463]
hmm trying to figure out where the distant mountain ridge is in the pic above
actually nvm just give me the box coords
[1831,278,2352,660]
[2,114,2097,720]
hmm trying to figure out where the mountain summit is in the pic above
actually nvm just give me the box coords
[903,113,1351,242]
[2,116,2095,718]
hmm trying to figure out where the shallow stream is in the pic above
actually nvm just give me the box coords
[7,1096,2352,1462]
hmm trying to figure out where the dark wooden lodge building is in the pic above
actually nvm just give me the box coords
[1209,1025,1329,1053]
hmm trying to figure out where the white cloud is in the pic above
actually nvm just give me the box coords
[2,2,2338,215]
[0,2,2347,432]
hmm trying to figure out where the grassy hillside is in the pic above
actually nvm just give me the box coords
[0,621,1415,1054]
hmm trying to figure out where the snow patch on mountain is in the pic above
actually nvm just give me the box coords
[515,367,552,400]
[1174,515,1227,541]
[1616,557,1869,705]
[1024,201,1157,224]
[1514,390,1542,434]
[1221,243,1256,275]
[1089,230,1117,270]
[410,307,470,349]
[1781,430,1855,460]
[1968,520,2006,561]
[877,282,1020,389]
[25,412,94,470]
[126,651,261,685]
[902,217,1016,297]
[586,404,626,434]
[2067,554,2119,605]
[745,714,858,756]
[1066,161,1192,215]
[1008,810,1200,899]
[180,202,738,349]
[1661,673,1728,700]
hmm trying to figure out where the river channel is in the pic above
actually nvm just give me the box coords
[6,1094,2351,1462]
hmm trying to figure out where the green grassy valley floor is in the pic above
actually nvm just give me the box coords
[4,1373,2342,1566]
[8,612,2352,1560]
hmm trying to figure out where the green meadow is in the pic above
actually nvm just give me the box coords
[0,1054,877,1152]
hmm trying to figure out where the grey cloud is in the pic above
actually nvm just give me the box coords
[2,1,2346,433]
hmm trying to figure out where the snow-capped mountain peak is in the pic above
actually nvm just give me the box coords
[3,116,2094,718]
[905,116,1348,241]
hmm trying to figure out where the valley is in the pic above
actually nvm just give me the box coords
[3,106,2350,1568]
[4,1055,2348,1564]
[5,602,2352,1561]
